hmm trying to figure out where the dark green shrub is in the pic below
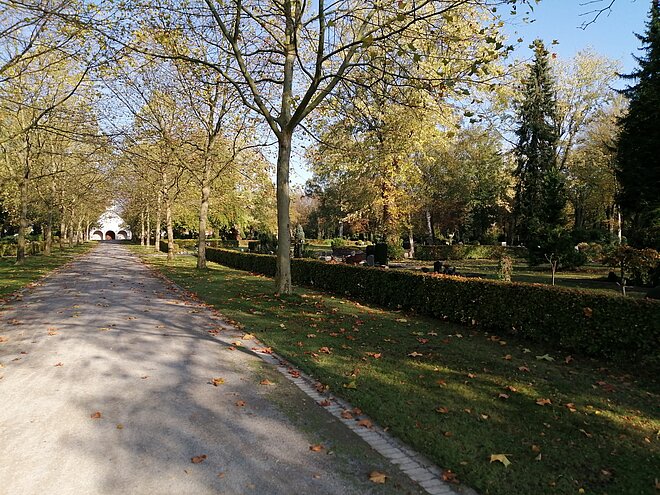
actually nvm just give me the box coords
[387,241,405,260]
[497,256,513,282]
[248,240,260,252]
[205,247,660,368]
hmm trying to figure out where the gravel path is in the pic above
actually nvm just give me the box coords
[0,243,423,495]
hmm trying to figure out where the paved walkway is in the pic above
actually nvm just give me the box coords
[0,243,425,495]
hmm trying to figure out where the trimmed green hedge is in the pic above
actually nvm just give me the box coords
[416,244,528,260]
[205,247,660,367]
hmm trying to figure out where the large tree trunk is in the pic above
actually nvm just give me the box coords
[155,190,162,251]
[197,177,211,270]
[16,172,29,265]
[275,132,293,294]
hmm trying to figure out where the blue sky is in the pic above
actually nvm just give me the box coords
[507,0,651,75]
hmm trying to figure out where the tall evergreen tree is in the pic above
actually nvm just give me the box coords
[617,0,660,249]
[514,39,566,253]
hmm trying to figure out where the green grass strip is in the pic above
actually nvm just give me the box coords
[0,243,95,299]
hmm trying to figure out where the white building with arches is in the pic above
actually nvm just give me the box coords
[89,209,132,241]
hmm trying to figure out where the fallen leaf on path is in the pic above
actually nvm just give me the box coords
[0,337,7,343]
[309,444,324,452]
[259,379,274,386]
[116,424,124,430]
[191,455,207,464]
[490,454,511,467]
[90,411,102,419]
[211,378,225,386]
[235,400,246,407]
[368,471,387,484]
[341,410,353,420]
[47,330,58,336]
[318,399,331,407]
[242,333,255,340]
[54,362,63,367]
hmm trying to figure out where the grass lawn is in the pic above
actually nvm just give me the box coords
[133,247,659,495]
[0,243,94,299]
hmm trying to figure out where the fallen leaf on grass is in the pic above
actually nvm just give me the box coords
[564,403,577,412]
[498,393,510,400]
[309,444,324,452]
[579,429,593,438]
[211,378,225,386]
[407,352,423,358]
[518,366,530,372]
[503,354,512,361]
[90,411,102,419]
[536,354,554,361]
[467,373,477,379]
[343,381,357,389]
[536,398,552,406]
[318,346,331,354]
[436,406,449,414]
[357,419,373,428]
[490,454,511,467]
[368,471,387,484]
[441,470,459,483]
[191,455,207,464]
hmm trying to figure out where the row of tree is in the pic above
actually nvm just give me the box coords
[1,0,657,293]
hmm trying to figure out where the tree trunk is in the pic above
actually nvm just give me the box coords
[59,211,66,250]
[425,209,434,244]
[16,172,29,265]
[140,209,145,246]
[44,212,53,256]
[76,217,83,245]
[146,207,151,247]
[155,190,162,251]
[164,185,175,261]
[275,132,293,294]
[68,214,75,248]
[197,179,211,270]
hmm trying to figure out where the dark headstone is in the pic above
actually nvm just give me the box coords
[366,254,375,267]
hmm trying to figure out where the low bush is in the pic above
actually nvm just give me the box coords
[330,237,347,249]
[416,244,528,260]
[205,247,660,367]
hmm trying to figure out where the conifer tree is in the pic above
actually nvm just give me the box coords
[514,39,566,258]
[617,0,660,249]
